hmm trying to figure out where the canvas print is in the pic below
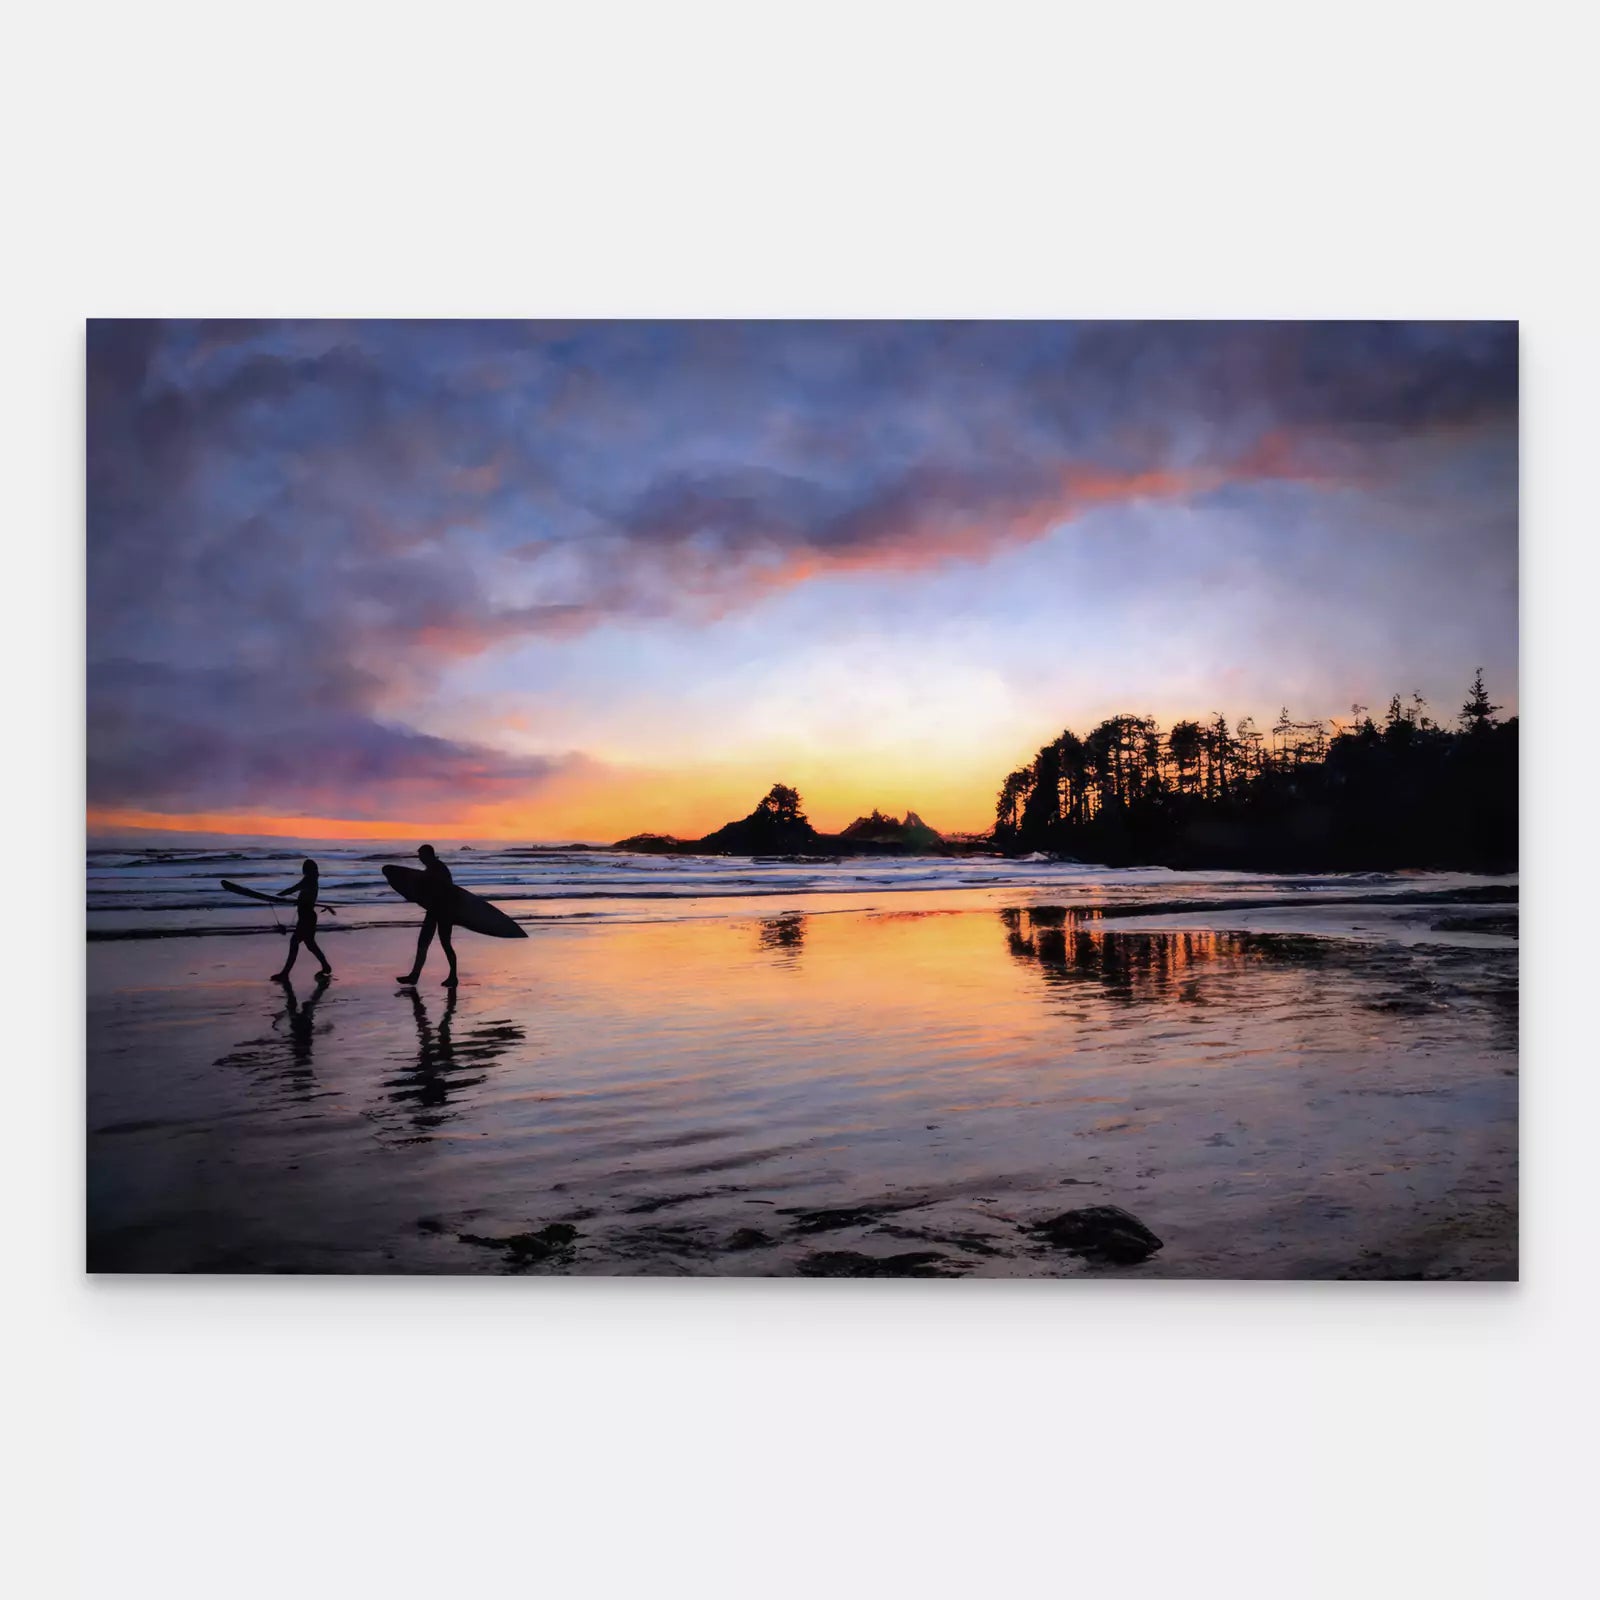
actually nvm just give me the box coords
[86,320,1518,1277]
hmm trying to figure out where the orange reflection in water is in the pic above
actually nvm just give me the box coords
[88,893,1518,1275]
[513,902,1313,1120]
[1000,908,1248,1001]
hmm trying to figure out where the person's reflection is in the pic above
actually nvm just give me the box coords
[217,972,329,1101]
[393,987,461,1125]
[278,971,331,1080]
[380,986,525,1138]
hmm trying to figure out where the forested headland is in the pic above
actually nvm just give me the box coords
[991,671,1516,871]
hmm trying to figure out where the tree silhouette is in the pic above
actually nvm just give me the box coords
[1020,742,1063,837]
[756,784,806,826]
[1459,667,1501,732]
[1168,720,1202,795]
[993,672,1516,871]
[995,768,1031,838]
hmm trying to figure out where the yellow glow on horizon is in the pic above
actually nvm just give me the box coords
[88,690,1326,844]
[86,754,1012,843]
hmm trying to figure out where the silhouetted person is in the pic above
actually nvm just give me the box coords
[271,858,332,981]
[396,843,458,987]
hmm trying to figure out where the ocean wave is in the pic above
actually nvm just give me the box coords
[84,844,1518,943]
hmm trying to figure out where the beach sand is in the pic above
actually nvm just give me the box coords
[86,893,1517,1278]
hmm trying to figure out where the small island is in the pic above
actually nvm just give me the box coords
[615,786,967,857]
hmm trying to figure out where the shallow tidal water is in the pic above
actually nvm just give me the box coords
[86,859,1518,1278]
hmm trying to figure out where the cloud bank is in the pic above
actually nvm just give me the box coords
[87,320,1516,820]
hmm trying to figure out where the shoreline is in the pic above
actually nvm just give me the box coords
[88,861,1518,941]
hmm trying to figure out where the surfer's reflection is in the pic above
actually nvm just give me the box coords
[379,987,527,1138]
[280,972,331,1080]
[215,971,330,1103]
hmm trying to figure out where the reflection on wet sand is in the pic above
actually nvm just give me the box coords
[1000,906,1518,1051]
[1002,907,1243,1002]
[375,988,527,1141]
[215,971,332,1103]
[756,912,806,963]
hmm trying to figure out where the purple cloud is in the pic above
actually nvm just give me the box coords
[87,320,1516,817]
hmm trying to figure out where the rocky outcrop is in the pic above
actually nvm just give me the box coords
[1028,1205,1163,1263]
[837,808,944,851]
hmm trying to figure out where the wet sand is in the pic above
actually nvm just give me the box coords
[86,897,1517,1277]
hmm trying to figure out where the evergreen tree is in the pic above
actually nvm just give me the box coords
[1168,720,1203,795]
[756,784,806,826]
[994,672,1516,870]
[1459,667,1501,732]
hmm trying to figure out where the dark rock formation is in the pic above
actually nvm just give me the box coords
[613,833,685,854]
[457,1222,579,1265]
[789,1206,894,1234]
[1028,1205,1163,1263]
[837,808,944,851]
[796,1250,958,1277]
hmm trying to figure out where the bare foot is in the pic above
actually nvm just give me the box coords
[271,971,289,981]
[442,975,459,987]
[395,974,420,985]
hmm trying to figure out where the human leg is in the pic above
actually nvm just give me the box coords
[273,932,302,980]
[305,932,332,975]
[398,914,437,983]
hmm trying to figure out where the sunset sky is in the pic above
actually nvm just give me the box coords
[86,320,1518,841]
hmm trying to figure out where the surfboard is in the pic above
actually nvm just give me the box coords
[221,879,337,914]
[382,864,528,939]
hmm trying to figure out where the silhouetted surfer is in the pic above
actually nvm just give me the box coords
[271,858,332,981]
[396,844,458,987]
